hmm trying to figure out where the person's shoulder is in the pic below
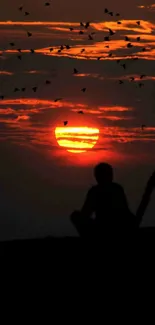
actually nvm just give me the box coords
[87,185,97,196]
[112,182,124,192]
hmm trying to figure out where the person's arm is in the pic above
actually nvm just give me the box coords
[136,171,155,225]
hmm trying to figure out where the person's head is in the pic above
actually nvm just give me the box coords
[94,163,113,185]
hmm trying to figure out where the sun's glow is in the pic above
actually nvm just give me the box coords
[55,127,99,153]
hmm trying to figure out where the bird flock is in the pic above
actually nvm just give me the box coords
[0,2,152,129]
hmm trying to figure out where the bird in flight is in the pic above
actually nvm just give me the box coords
[24,12,30,16]
[127,42,133,48]
[88,34,93,40]
[73,68,78,74]
[137,36,141,41]
[140,74,146,79]
[10,42,15,47]
[81,88,86,92]
[78,110,84,114]
[18,6,23,11]
[119,80,124,84]
[0,95,4,100]
[45,80,51,84]
[125,36,130,41]
[81,49,85,53]
[141,124,146,131]
[85,22,90,29]
[121,63,126,69]
[45,2,51,6]
[104,8,108,13]
[139,83,144,88]
[109,28,115,36]
[136,21,140,26]
[17,55,22,60]
[14,87,20,92]
[32,87,38,92]
[30,49,35,54]
[55,98,63,102]
[27,32,32,37]
[21,88,26,91]
[130,77,135,81]
[79,31,84,35]
[104,36,110,41]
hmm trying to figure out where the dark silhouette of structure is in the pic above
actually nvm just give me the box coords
[70,163,155,237]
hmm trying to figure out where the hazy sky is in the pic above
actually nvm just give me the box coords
[0,0,155,239]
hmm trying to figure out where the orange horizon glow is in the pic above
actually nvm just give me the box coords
[55,126,99,153]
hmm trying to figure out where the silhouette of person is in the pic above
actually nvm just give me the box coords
[70,163,136,237]
[136,171,155,224]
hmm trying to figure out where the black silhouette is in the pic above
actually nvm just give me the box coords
[70,163,155,237]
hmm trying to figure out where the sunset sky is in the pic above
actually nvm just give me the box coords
[1,0,155,239]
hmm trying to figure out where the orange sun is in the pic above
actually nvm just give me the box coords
[55,126,99,153]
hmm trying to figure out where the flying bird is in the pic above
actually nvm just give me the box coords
[81,49,85,53]
[65,45,71,49]
[73,68,78,74]
[80,22,85,27]
[141,124,146,130]
[108,53,113,57]
[109,28,115,36]
[17,55,22,60]
[24,12,30,16]
[121,63,126,69]
[17,49,22,53]
[79,31,84,35]
[127,42,133,48]
[49,47,53,52]
[85,22,90,29]
[14,87,20,92]
[117,59,120,63]
[130,77,135,81]
[81,88,86,92]
[30,49,35,53]
[140,74,146,79]
[136,21,140,26]
[119,80,123,84]
[78,110,84,114]
[32,87,38,92]
[88,34,93,40]
[21,88,26,91]
[104,36,110,41]
[105,45,109,48]
[139,83,144,88]
[45,2,50,6]
[97,56,102,60]
[45,80,51,84]
[108,12,113,16]
[0,95,4,99]
[27,32,32,37]
[117,21,122,24]
[10,42,15,46]
[104,8,108,13]
[137,36,141,41]
[125,36,130,41]
[18,6,23,11]
[64,121,68,126]
[69,27,74,31]
[54,98,62,102]
[116,13,120,16]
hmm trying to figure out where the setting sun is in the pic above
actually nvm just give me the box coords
[55,127,99,153]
